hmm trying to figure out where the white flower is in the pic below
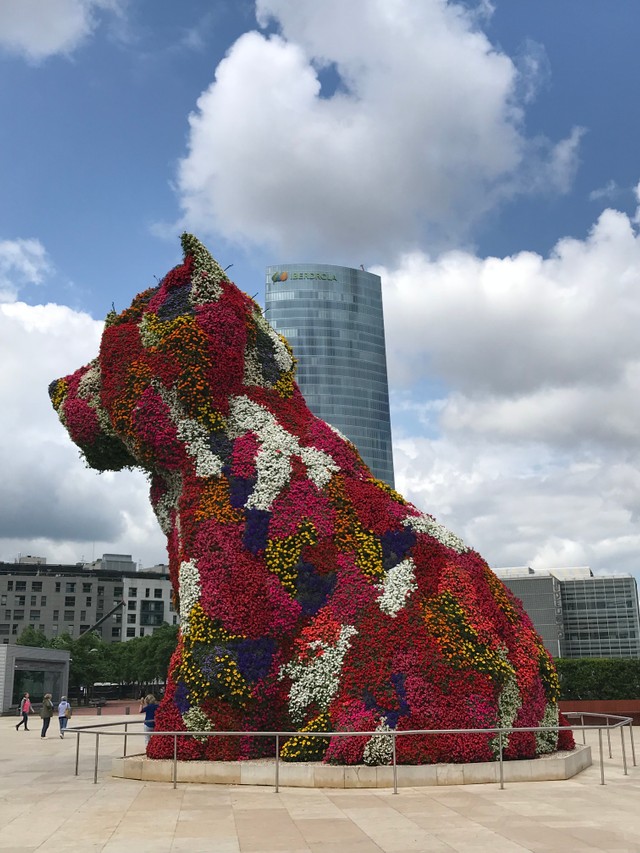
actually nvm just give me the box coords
[279,625,357,725]
[536,703,559,754]
[182,705,214,742]
[403,513,469,554]
[176,418,223,479]
[254,310,293,373]
[228,396,339,510]
[178,558,201,634]
[153,471,182,535]
[363,718,394,766]
[376,558,418,617]
[491,647,521,757]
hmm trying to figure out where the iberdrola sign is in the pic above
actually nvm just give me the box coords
[272,271,338,282]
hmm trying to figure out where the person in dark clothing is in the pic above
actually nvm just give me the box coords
[40,693,54,738]
[16,693,31,731]
[140,694,159,747]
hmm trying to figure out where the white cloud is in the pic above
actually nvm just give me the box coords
[175,0,579,262]
[384,197,640,575]
[0,239,52,302]
[0,299,165,566]
[0,0,123,62]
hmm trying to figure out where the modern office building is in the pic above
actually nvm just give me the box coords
[0,555,175,644]
[493,566,640,658]
[265,263,395,486]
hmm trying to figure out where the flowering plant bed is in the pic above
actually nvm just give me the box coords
[51,234,574,765]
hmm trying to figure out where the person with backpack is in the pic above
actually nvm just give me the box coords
[40,693,54,738]
[57,696,72,738]
[16,692,31,731]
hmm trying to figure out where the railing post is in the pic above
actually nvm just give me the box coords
[606,718,613,758]
[75,731,80,776]
[598,728,605,785]
[173,734,178,789]
[580,714,585,745]
[123,721,128,758]
[274,734,280,794]
[93,733,99,784]
[498,731,504,790]
[392,732,398,795]
[629,720,636,767]
[620,725,628,776]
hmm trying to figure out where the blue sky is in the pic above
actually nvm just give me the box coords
[1,0,640,579]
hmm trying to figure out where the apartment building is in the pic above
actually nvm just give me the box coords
[0,554,176,643]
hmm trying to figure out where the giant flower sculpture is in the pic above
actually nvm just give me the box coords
[49,234,573,764]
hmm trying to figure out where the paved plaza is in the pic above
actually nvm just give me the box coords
[2,713,640,852]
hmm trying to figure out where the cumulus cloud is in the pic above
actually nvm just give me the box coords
[0,239,52,302]
[0,0,123,62]
[0,298,165,566]
[175,0,580,261]
[382,198,640,574]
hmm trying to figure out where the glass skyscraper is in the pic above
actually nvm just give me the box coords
[265,263,395,487]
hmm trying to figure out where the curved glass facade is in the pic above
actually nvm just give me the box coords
[265,263,395,487]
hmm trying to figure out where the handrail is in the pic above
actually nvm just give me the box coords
[67,712,636,793]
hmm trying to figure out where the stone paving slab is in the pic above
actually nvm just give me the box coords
[1,714,639,852]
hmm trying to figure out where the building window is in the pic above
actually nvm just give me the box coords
[128,601,136,611]
[114,587,123,598]
[154,588,163,599]
[0,624,9,635]
[86,596,92,606]
[30,595,37,606]
[15,581,26,591]
[0,595,5,606]
[172,615,178,625]
[31,581,42,592]
[66,625,74,635]
[40,596,46,606]
[64,596,75,607]
[127,614,136,624]
[7,581,13,591]
[4,609,10,620]
[13,610,24,620]
[66,582,76,593]
[64,610,74,621]
[82,583,92,593]
[16,596,25,606]
[53,609,59,620]
[80,610,86,621]
[112,627,121,638]
[11,624,18,634]
[126,627,135,637]
[55,582,61,592]
[80,625,90,634]
[128,587,137,597]
[97,586,104,595]
[29,610,40,621]
[139,628,145,637]
[145,588,150,597]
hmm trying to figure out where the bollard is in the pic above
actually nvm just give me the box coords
[96,706,102,717]
[125,706,130,715]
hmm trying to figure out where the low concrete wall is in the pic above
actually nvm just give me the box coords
[113,744,592,788]
[560,700,640,725]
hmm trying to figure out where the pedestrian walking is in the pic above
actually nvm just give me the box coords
[139,693,159,747]
[16,692,31,731]
[57,696,72,738]
[40,693,54,738]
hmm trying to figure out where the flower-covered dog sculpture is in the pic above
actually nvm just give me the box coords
[50,234,572,764]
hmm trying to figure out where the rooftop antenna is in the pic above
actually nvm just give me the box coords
[360,264,365,271]
[224,264,233,271]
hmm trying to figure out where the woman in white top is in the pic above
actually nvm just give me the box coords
[57,696,72,738]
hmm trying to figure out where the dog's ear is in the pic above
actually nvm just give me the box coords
[49,359,135,471]
[243,307,298,397]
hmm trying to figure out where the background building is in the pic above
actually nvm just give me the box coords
[265,263,395,486]
[493,566,640,658]
[0,644,70,711]
[0,555,175,644]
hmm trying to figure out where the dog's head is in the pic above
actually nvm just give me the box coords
[49,234,297,474]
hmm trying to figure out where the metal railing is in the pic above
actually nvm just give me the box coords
[66,712,636,793]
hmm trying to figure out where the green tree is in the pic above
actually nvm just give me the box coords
[15,625,50,647]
